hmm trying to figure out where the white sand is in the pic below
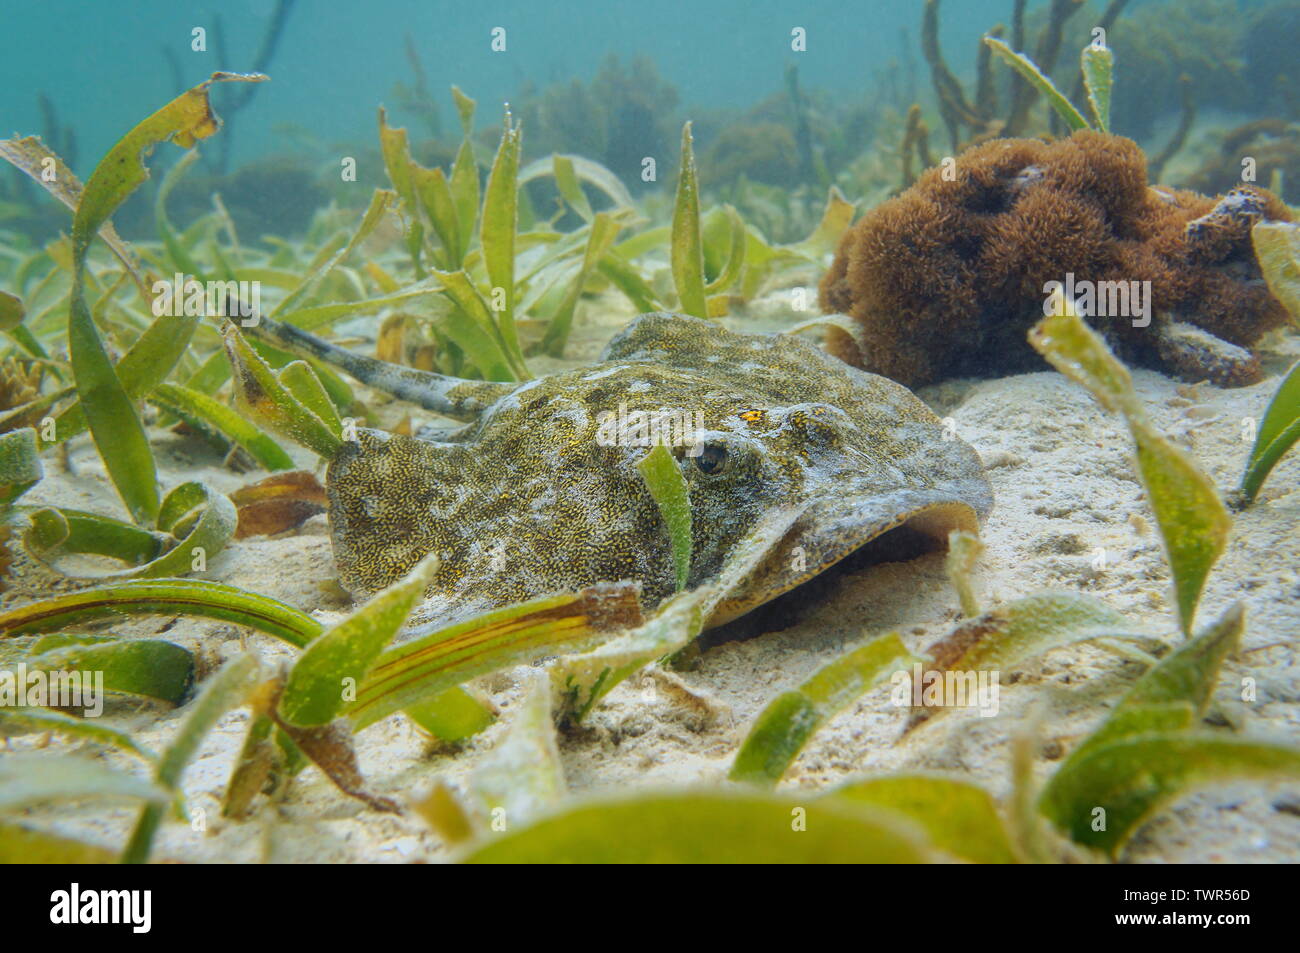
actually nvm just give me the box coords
[8,299,1299,864]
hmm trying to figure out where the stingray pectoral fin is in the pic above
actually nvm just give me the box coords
[247,314,515,420]
[325,429,457,595]
[706,488,985,628]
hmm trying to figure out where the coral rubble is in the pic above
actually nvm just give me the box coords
[819,130,1294,388]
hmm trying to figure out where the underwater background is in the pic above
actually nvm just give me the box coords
[4,0,1297,246]
[0,0,1297,866]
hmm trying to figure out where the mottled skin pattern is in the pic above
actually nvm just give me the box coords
[315,313,993,627]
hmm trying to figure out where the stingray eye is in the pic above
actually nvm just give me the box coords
[692,442,728,475]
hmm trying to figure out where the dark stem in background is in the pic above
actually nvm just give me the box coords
[900,104,935,191]
[36,92,77,172]
[785,64,818,186]
[1008,0,1084,137]
[922,0,983,151]
[974,23,1004,120]
[1007,0,1027,130]
[210,0,298,175]
[404,34,442,138]
[1148,74,1196,182]
[878,58,900,111]
[9,91,79,209]
[900,28,918,105]
[161,45,185,98]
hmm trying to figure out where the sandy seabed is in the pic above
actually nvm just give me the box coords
[9,292,1300,864]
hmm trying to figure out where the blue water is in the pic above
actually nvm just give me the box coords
[0,0,1292,219]
[3,0,1004,172]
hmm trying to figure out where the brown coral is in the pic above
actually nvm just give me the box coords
[819,130,1293,388]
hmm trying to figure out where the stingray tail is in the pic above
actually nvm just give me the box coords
[239,314,513,421]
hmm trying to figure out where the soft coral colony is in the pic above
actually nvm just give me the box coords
[820,130,1293,389]
[820,0,1298,390]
